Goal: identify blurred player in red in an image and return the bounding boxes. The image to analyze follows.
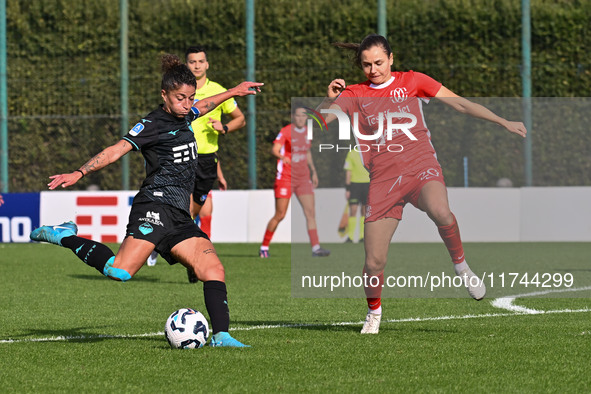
[259,106,330,258]
[323,34,527,334]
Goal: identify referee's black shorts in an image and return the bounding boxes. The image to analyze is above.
[348,182,369,205]
[192,152,218,206]
[126,200,209,265]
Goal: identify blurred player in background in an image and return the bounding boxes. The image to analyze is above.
[30,54,262,347]
[147,46,245,283]
[259,106,330,258]
[343,150,370,243]
[323,34,527,334]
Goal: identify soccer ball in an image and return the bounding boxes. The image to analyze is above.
[164,308,209,349]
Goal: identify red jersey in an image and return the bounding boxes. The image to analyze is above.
[335,71,442,182]
[274,124,311,183]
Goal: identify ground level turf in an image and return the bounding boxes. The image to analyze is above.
[0,242,590,392]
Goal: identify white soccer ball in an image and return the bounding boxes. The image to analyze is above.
[164,308,209,349]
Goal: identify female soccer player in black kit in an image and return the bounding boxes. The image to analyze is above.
[30,54,262,347]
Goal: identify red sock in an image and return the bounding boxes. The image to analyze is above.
[200,215,212,238]
[363,267,384,311]
[262,230,274,247]
[308,229,319,248]
[437,214,465,264]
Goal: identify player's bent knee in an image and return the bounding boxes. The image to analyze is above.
[102,256,132,282]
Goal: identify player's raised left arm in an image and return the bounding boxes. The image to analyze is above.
[435,86,527,138]
[47,139,133,190]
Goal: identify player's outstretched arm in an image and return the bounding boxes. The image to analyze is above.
[194,81,263,116]
[47,139,133,190]
[435,86,527,138]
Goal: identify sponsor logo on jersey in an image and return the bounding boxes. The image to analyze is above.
[168,129,180,136]
[173,141,197,163]
[129,123,144,136]
[139,210,163,227]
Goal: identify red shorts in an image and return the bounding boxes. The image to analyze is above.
[274,178,314,199]
[365,166,445,223]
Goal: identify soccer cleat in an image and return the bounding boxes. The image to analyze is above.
[30,221,78,246]
[210,331,250,348]
[259,248,269,258]
[187,267,198,284]
[458,268,486,301]
[312,247,330,257]
[146,250,158,266]
[361,312,381,334]
[344,237,353,243]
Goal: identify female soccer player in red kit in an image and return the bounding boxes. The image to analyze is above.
[259,106,330,258]
[323,34,527,334]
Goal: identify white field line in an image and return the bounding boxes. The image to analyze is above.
[1,295,590,344]
[490,285,591,314]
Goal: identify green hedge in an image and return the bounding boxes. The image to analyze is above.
[6,0,591,191]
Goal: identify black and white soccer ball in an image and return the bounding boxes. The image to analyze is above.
[164,308,209,349]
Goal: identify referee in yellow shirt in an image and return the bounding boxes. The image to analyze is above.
[185,45,246,218]
[186,46,246,282]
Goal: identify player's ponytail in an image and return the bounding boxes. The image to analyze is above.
[160,54,196,91]
[332,34,392,70]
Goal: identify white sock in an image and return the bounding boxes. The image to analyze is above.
[312,245,320,252]
[454,260,469,275]
[260,245,269,251]
[368,306,382,315]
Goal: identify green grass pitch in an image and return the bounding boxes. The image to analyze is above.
[0,242,590,392]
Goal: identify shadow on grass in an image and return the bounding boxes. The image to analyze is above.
[1,326,161,344]
[67,274,188,285]
[233,320,457,334]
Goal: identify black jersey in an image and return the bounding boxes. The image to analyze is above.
[123,105,200,215]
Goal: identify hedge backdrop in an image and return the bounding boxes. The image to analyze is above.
[5,0,591,191]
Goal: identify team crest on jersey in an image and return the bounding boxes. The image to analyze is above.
[390,87,408,104]
[129,123,144,136]
[139,222,153,235]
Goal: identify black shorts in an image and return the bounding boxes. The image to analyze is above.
[192,152,218,206]
[126,201,209,265]
[348,182,369,205]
